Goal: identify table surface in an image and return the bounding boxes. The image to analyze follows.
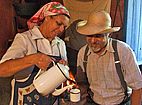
[59,97,89,105]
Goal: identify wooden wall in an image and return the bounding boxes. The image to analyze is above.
[0,0,15,59]
[110,0,124,40]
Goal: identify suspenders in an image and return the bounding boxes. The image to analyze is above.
[83,39,128,103]
[112,39,128,98]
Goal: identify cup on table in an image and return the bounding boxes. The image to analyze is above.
[70,88,80,102]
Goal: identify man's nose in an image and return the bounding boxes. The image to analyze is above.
[90,37,100,44]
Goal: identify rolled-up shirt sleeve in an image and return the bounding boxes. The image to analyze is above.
[0,33,27,63]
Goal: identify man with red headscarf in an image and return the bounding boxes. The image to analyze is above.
[0,2,70,105]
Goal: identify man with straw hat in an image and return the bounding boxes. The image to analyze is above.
[0,2,70,105]
[75,11,142,105]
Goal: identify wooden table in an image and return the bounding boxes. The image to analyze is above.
[59,97,87,105]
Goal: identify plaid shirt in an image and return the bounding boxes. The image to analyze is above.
[77,38,142,105]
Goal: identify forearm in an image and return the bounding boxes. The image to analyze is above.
[0,53,53,77]
[0,54,36,77]
[131,88,142,105]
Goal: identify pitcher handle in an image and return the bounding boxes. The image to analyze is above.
[34,69,42,80]
[52,61,56,66]
[34,61,56,80]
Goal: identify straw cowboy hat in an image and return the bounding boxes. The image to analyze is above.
[77,11,120,35]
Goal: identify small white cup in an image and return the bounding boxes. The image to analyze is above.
[70,88,80,102]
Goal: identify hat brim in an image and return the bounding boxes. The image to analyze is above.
[77,24,120,35]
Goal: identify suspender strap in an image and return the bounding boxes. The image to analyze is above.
[83,45,89,72]
[112,39,128,97]
[83,45,90,86]
[83,45,94,99]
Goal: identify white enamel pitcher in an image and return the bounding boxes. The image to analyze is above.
[33,62,72,96]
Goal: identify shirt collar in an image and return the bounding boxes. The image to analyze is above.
[51,37,62,46]
[87,38,114,56]
[105,38,115,53]
[30,26,44,39]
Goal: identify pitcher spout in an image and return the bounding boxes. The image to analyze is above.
[52,85,73,96]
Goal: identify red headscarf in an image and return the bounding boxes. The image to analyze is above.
[27,2,70,29]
